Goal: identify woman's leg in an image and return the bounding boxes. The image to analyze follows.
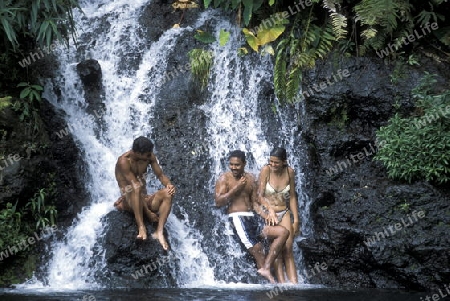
[279,212,298,284]
[274,253,286,283]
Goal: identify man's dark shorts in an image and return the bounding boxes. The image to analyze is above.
[228,211,264,249]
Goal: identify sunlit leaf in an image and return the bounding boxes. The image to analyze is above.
[242,28,259,51]
[257,25,285,45]
[219,29,230,46]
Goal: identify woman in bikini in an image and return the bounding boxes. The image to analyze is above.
[257,147,300,283]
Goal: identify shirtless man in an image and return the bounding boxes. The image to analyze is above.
[215,150,289,283]
[114,136,175,250]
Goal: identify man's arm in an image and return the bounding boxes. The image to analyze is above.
[149,154,175,195]
[214,174,246,207]
[251,174,268,218]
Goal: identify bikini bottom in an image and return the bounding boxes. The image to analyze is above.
[276,208,289,224]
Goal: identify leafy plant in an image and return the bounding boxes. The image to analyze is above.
[274,12,335,103]
[375,73,450,184]
[242,12,287,52]
[0,202,28,250]
[26,183,57,230]
[0,0,80,51]
[219,29,230,46]
[188,48,214,90]
[0,96,12,110]
[11,82,43,134]
[204,0,264,26]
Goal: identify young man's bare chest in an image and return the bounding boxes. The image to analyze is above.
[129,159,149,176]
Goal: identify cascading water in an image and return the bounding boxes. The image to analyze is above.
[18,0,311,290]
[200,18,309,284]
[18,0,214,289]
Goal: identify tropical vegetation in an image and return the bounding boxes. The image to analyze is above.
[375,73,450,184]
[0,0,77,279]
[196,0,450,103]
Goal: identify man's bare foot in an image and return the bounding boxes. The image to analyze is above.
[144,208,159,223]
[137,225,147,240]
[258,268,275,284]
[114,196,125,210]
[152,232,170,251]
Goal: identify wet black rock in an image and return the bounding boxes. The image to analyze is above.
[93,210,176,288]
[298,55,450,290]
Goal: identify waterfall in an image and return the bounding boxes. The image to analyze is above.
[19,0,214,289]
[17,0,311,289]
[200,18,309,283]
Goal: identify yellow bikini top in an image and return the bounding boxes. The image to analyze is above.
[264,167,290,199]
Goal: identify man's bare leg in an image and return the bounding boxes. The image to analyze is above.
[143,194,159,223]
[248,242,265,269]
[148,188,173,250]
[125,192,148,240]
[258,225,289,283]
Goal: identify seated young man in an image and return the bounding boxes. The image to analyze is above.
[114,136,175,251]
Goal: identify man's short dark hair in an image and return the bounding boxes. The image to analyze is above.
[229,150,246,163]
[132,136,154,153]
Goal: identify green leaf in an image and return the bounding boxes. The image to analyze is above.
[242,28,259,51]
[31,85,44,91]
[269,0,275,6]
[242,0,253,26]
[20,87,31,99]
[1,18,18,47]
[257,25,285,45]
[231,0,241,9]
[194,30,216,44]
[219,29,230,46]
[238,47,249,55]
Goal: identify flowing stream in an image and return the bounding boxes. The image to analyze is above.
[18,0,311,290]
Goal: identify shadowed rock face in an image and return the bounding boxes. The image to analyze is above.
[298,56,450,290]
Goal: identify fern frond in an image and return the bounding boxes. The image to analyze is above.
[285,66,302,104]
[274,39,288,101]
[361,27,378,40]
[415,10,438,27]
[323,0,348,40]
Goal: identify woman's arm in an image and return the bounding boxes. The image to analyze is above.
[288,167,300,235]
[257,165,278,225]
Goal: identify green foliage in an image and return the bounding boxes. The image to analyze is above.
[11,83,44,138]
[242,12,288,52]
[323,0,347,40]
[0,202,28,250]
[194,30,216,44]
[204,0,264,26]
[375,73,450,184]
[355,0,413,50]
[219,29,230,46]
[274,14,335,103]
[188,48,214,90]
[0,0,80,51]
[0,96,12,110]
[27,188,57,230]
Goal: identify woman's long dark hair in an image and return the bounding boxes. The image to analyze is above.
[270,147,287,161]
